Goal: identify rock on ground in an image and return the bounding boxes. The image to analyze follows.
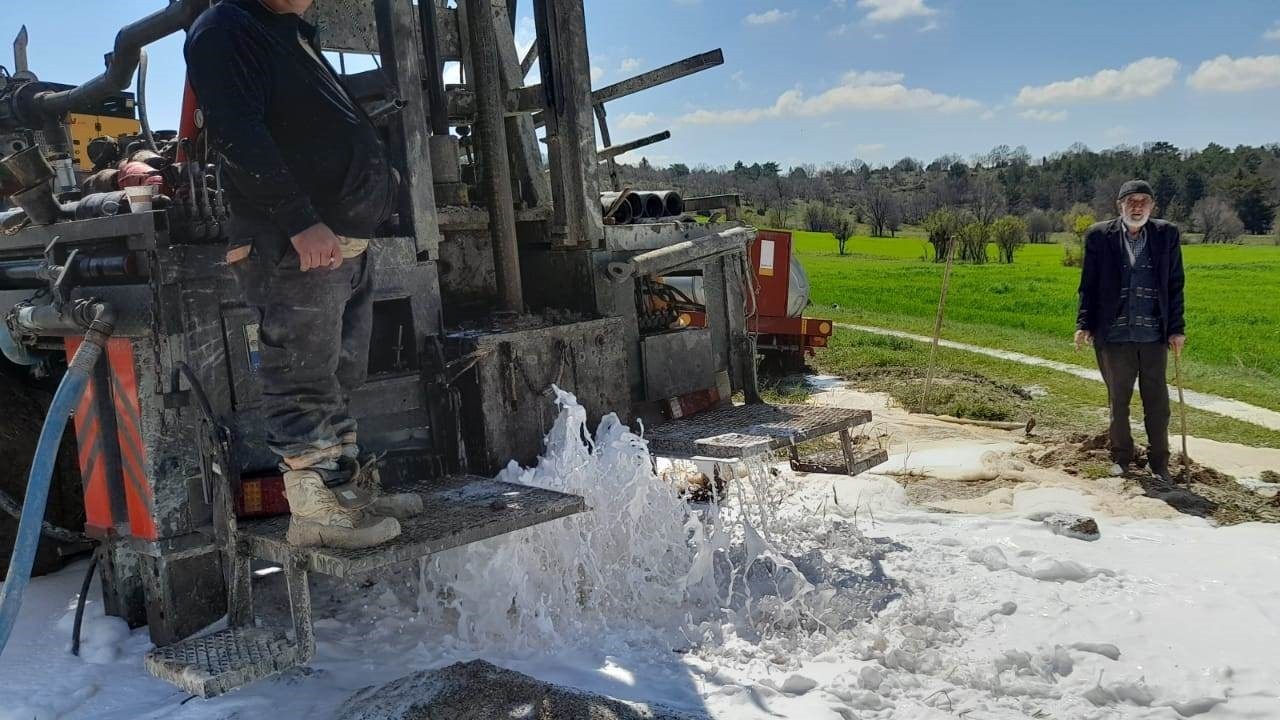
[334,660,710,720]
[1038,512,1101,541]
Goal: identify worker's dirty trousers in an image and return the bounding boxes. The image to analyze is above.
[229,241,373,462]
[1094,340,1170,475]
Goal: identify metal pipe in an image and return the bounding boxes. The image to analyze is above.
[416,0,451,136]
[136,49,158,152]
[0,259,51,289]
[636,192,663,219]
[0,254,138,291]
[11,183,63,225]
[599,195,632,224]
[600,191,642,222]
[606,226,753,282]
[596,130,671,161]
[27,0,204,120]
[654,190,684,217]
[466,0,523,312]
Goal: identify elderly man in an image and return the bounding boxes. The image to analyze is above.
[1075,180,1186,481]
[185,0,421,548]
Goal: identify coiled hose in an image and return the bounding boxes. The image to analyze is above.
[0,304,112,657]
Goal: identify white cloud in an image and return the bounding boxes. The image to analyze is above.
[619,57,642,73]
[830,22,854,36]
[677,71,981,125]
[1104,125,1132,142]
[918,19,939,32]
[1019,109,1067,123]
[616,112,656,132]
[1015,57,1180,106]
[744,9,796,25]
[857,0,936,23]
[872,33,887,40]
[980,109,997,121]
[1188,55,1280,92]
[842,70,905,85]
[591,66,605,83]
[731,70,749,90]
[855,142,887,155]
[1264,22,1280,40]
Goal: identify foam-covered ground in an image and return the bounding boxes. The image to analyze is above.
[2,390,1278,719]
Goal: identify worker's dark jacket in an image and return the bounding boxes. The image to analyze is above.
[1076,218,1185,341]
[184,0,395,252]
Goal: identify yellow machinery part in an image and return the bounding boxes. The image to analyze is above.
[67,113,142,170]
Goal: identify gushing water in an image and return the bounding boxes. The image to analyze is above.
[410,388,898,659]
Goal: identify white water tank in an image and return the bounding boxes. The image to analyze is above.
[660,246,811,318]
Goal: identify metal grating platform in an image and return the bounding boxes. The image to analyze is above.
[646,404,872,459]
[792,448,890,477]
[144,627,300,699]
[238,475,585,578]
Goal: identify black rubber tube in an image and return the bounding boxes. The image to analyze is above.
[70,550,100,657]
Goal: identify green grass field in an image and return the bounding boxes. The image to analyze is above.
[789,229,1280,414]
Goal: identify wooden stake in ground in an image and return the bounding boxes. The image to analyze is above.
[1173,348,1191,484]
[919,236,957,413]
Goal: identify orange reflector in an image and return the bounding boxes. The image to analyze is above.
[813,337,827,347]
[675,313,692,328]
[819,322,831,335]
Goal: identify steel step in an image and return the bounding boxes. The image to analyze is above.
[143,627,301,699]
[236,475,585,578]
[791,448,889,476]
[645,403,872,460]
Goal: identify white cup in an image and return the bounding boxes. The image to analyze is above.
[124,184,157,213]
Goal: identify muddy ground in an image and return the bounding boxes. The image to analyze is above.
[0,367,86,576]
[1026,431,1280,525]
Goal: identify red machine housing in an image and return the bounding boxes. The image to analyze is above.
[680,229,832,369]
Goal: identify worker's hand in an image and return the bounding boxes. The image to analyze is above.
[290,223,343,272]
[1074,329,1092,351]
[1169,334,1186,356]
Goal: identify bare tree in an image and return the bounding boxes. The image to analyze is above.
[833,214,854,255]
[864,184,899,237]
[1090,172,1130,219]
[803,202,833,232]
[969,174,1007,226]
[1192,196,1245,243]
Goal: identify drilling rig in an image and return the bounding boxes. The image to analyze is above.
[0,0,882,697]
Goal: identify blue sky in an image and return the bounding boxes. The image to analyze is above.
[7,1,1280,168]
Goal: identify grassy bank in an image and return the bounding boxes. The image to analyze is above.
[805,328,1280,450]
[788,230,1280,412]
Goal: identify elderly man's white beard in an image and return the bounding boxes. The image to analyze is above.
[1122,210,1150,230]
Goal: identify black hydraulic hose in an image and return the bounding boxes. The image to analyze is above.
[28,0,204,120]
[70,549,100,657]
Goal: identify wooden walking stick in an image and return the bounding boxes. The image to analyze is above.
[920,235,957,413]
[1173,347,1190,485]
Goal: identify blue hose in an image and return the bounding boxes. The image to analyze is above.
[0,341,100,657]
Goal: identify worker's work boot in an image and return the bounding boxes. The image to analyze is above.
[341,453,425,520]
[283,469,401,549]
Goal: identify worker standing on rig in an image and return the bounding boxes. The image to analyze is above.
[185,0,422,548]
[1074,180,1186,482]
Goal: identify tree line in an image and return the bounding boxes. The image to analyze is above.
[617,141,1280,249]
